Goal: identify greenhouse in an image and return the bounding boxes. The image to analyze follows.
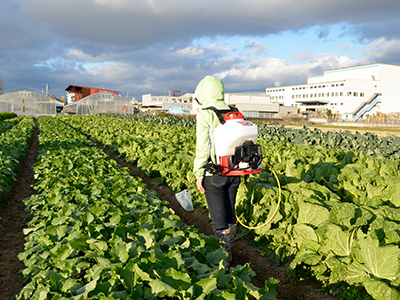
[63,92,135,115]
[0,91,63,116]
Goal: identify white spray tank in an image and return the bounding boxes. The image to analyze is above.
[213,111,262,176]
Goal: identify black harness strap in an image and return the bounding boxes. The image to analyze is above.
[202,106,238,124]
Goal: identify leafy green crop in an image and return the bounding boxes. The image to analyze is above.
[101,113,196,128]
[17,116,277,300]
[0,111,18,122]
[0,116,35,204]
[58,114,400,299]
[258,124,400,159]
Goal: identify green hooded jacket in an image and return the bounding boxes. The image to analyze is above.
[193,75,230,179]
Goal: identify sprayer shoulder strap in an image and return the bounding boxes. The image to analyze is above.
[202,106,238,125]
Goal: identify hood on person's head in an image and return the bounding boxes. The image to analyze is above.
[194,75,225,107]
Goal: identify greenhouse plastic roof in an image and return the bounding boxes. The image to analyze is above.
[0,90,63,116]
[63,91,135,115]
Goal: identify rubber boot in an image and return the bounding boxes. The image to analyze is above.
[228,223,236,259]
[213,226,232,267]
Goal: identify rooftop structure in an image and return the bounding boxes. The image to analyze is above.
[65,85,119,104]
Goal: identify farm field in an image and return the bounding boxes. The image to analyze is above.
[2,114,400,299]
[285,124,400,137]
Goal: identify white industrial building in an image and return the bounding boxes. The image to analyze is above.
[267,63,400,121]
[142,91,297,117]
[142,92,194,114]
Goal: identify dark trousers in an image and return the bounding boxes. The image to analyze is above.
[203,175,241,230]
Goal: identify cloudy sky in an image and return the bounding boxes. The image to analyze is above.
[1,0,400,101]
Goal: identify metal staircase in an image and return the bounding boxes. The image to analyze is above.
[352,93,381,121]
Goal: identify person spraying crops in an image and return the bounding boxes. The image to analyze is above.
[193,75,263,267]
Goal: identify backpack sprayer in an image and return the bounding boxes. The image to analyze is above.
[175,108,281,230]
[205,111,263,176]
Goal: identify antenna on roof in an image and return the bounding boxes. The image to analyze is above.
[172,90,181,97]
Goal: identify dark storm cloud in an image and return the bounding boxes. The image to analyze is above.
[1,0,400,100]
[14,0,400,47]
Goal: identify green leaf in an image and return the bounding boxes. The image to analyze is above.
[110,236,129,263]
[363,277,400,300]
[73,276,99,298]
[297,201,330,228]
[194,277,217,296]
[320,224,354,257]
[357,236,400,281]
[137,228,154,250]
[329,202,357,230]
[292,224,319,248]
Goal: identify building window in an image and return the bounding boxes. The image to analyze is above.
[322,93,325,97]
[340,83,344,86]
[360,92,365,97]
[340,92,343,96]
[354,92,358,97]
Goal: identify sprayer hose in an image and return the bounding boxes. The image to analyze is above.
[235,159,282,230]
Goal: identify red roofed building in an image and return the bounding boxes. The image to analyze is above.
[65,85,119,103]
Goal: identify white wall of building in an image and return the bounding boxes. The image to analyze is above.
[142,93,195,113]
[267,63,400,120]
[142,91,295,117]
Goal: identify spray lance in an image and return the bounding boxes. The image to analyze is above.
[175,110,282,230]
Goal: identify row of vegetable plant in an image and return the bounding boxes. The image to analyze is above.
[17,116,277,300]
[238,139,400,299]
[258,124,400,159]
[58,115,197,195]
[101,113,196,128]
[58,114,400,299]
[0,116,23,134]
[0,111,18,122]
[0,116,35,204]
